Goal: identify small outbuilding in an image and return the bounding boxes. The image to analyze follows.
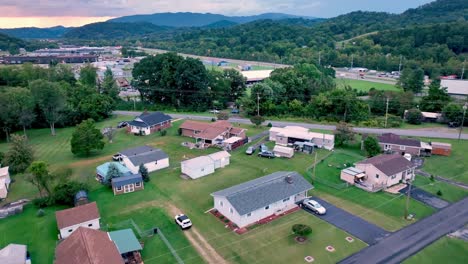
[74,190,89,206]
[273,145,295,158]
[96,162,131,183]
[208,151,231,169]
[111,174,144,195]
[431,142,452,156]
[181,156,215,179]
[108,229,142,256]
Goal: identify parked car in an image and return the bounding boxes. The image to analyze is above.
[260,144,268,153]
[245,146,256,155]
[175,214,192,229]
[258,151,275,159]
[231,109,240,114]
[209,109,220,114]
[117,121,128,128]
[302,199,326,215]
[112,153,122,161]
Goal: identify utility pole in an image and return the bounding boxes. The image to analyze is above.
[404,179,412,220]
[350,54,354,70]
[398,55,403,75]
[461,59,466,80]
[458,103,467,141]
[312,151,318,184]
[384,97,390,128]
[256,92,260,116]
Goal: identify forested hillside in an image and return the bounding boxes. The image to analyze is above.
[0,26,69,39]
[63,22,169,39]
[0,33,57,54]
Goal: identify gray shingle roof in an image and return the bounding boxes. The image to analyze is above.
[112,174,143,188]
[120,145,169,167]
[357,154,415,176]
[133,112,172,127]
[378,133,421,147]
[211,171,313,216]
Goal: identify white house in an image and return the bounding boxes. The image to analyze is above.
[181,151,231,179]
[55,202,101,239]
[440,79,468,99]
[211,171,313,228]
[119,145,169,174]
[269,126,335,150]
[0,166,11,199]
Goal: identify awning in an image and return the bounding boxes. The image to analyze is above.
[355,173,366,178]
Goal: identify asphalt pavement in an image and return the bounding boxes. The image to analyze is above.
[114,111,468,140]
[338,197,468,264]
[303,198,390,245]
[399,186,450,210]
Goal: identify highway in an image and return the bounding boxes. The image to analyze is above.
[114,111,468,140]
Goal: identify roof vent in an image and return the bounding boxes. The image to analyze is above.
[285,175,293,184]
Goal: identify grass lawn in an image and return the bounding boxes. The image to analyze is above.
[419,138,468,184]
[412,176,468,203]
[404,236,468,264]
[0,116,441,263]
[336,79,400,92]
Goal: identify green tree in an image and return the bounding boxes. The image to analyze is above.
[4,134,34,174]
[27,161,52,197]
[292,224,312,238]
[406,108,423,125]
[70,119,105,156]
[420,79,451,112]
[101,68,119,100]
[398,66,424,93]
[139,164,150,182]
[250,115,265,126]
[222,69,247,102]
[79,64,97,88]
[30,80,66,136]
[363,136,381,157]
[0,87,36,137]
[52,181,89,206]
[334,122,355,146]
[106,163,122,185]
[217,112,229,120]
[442,103,463,124]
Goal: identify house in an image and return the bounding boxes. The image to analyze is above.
[241,70,273,84]
[119,145,169,174]
[377,133,422,156]
[55,202,100,239]
[431,142,452,156]
[55,227,124,264]
[269,126,335,150]
[127,111,172,136]
[211,171,313,228]
[273,145,295,158]
[108,229,143,259]
[0,244,29,264]
[440,79,468,99]
[181,151,231,179]
[96,162,131,183]
[111,174,144,195]
[0,166,11,199]
[179,120,246,146]
[341,154,416,192]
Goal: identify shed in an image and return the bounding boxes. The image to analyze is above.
[431,142,452,156]
[340,167,366,185]
[181,156,215,179]
[208,151,231,169]
[74,190,89,206]
[96,162,131,183]
[273,145,295,158]
[108,229,142,254]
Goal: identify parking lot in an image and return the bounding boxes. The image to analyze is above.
[302,198,390,245]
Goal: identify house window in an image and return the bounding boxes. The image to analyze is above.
[376,174,379,179]
[391,175,396,179]
[283,197,290,202]
[219,201,223,207]
[229,208,233,214]
[117,186,122,191]
[68,229,73,233]
[247,213,252,217]
[265,205,270,210]
[135,182,141,187]
[400,146,406,150]
[384,144,390,150]
[88,223,93,227]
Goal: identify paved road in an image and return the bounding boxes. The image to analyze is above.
[339,197,468,264]
[303,198,390,245]
[399,186,450,210]
[114,111,468,140]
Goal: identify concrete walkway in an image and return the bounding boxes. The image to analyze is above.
[338,197,468,264]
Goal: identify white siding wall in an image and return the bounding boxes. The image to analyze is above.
[59,218,100,239]
[182,163,215,179]
[123,157,170,174]
[269,131,279,141]
[130,126,150,135]
[213,157,230,169]
[385,172,403,187]
[0,173,10,199]
[213,194,299,228]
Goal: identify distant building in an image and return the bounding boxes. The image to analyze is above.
[127,112,172,136]
[179,120,246,146]
[241,70,273,84]
[1,54,98,64]
[440,79,468,99]
[269,126,335,150]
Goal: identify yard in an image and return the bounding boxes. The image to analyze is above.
[404,236,468,264]
[412,176,468,203]
[336,79,400,92]
[0,116,444,263]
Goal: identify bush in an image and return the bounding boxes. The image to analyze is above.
[52,181,89,206]
[33,197,52,208]
[267,122,273,127]
[211,117,216,122]
[406,108,423,125]
[217,112,229,120]
[430,175,435,181]
[437,190,443,196]
[250,115,265,126]
[36,209,45,217]
[224,219,230,223]
[160,130,167,136]
[292,224,312,237]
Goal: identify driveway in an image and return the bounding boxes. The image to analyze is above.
[399,186,450,210]
[302,198,390,245]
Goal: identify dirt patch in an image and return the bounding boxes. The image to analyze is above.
[68,156,111,168]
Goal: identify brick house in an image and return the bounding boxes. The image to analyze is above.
[179,120,246,145]
[127,112,172,136]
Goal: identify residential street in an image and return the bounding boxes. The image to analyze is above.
[114,111,468,140]
[338,197,468,264]
[303,198,390,245]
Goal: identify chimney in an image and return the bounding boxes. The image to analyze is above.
[285,175,293,184]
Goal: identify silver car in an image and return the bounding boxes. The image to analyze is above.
[302,199,326,215]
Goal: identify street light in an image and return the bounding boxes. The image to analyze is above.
[459,103,468,141]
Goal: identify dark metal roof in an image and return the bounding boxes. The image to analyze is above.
[112,174,143,188]
[211,171,313,216]
[357,154,416,176]
[132,112,172,127]
[378,133,421,147]
[119,145,168,166]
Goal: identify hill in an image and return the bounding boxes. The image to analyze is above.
[202,20,238,29]
[63,22,168,39]
[0,32,26,53]
[109,12,316,27]
[0,26,69,39]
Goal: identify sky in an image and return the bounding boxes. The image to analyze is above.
[0,0,434,28]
